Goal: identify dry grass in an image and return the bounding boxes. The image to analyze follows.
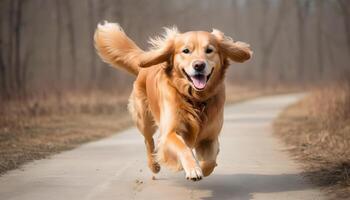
[0,91,133,175]
[274,81,350,199]
[0,84,296,175]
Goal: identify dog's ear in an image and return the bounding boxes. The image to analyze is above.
[139,41,174,68]
[139,27,179,68]
[212,29,253,63]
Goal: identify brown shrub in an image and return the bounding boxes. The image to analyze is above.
[274,80,350,199]
[0,91,132,174]
[304,81,350,129]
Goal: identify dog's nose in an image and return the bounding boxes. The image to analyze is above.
[193,61,206,71]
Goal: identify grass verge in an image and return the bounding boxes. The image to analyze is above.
[0,84,296,175]
[274,82,350,199]
[0,92,132,175]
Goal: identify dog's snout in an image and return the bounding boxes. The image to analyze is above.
[193,61,206,72]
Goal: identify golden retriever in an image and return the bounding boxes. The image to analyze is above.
[94,21,252,181]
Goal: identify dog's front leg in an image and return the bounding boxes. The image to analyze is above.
[165,132,203,181]
[195,138,219,177]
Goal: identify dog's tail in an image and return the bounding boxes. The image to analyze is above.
[94,21,143,76]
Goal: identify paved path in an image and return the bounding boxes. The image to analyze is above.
[0,94,325,200]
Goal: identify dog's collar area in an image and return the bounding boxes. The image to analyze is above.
[184,96,208,113]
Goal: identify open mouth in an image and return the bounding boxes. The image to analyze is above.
[182,68,214,91]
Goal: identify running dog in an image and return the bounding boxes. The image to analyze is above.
[94,22,252,181]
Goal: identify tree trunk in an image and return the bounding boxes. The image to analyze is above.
[87,0,96,90]
[0,1,8,99]
[260,0,287,84]
[296,0,306,83]
[316,0,324,80]
[8,0,15,94]
[0,39,7,99]
[63,0,77,90]
[55,0,63,98]
[338,0,350,59]
[13,0,23,97]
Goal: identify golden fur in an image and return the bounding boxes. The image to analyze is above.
[94,21,252,181]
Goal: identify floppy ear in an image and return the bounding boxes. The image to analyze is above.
[212,29,253,63]
[139,27,179,68]
[138,41,174,68]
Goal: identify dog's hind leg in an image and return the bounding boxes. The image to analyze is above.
[195,139,219,177]
[129,91,160,174]
[141,119,160,174]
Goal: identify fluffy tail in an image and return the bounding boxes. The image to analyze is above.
[94,21,144,76]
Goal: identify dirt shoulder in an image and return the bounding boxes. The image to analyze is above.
[274,84,350,200]
[0,112,133,175]
[0,93,133,175]
[0,85,295,175]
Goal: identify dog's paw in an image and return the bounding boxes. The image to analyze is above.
[185,166,203,181]
[200,160,217,177]
[149,162,161,174]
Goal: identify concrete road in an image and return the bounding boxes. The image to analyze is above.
[0,94,325,200]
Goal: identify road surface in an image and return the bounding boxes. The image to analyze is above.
[0,94,325,200]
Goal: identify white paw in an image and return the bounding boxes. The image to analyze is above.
[185,166,203,181]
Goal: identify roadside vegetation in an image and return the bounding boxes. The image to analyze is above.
[0,91,132,175]
[274,80,350,199]
[0,85,294,175]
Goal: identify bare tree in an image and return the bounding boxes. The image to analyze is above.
[0,0,350,100]
[7,0,15,93]
[62,0,77,90]
[55,0,63,97]
[338,0,350,58]
[0,38,7,99]
[87,0,96,90]
[296,0,307,82]
[0,0,8,99]
[315,0,324,78]
[260,0,288,83]
[13,0,24,96]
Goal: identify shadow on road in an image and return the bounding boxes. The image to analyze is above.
[173,173,314,200]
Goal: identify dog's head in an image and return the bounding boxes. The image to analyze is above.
[139,27,252,98]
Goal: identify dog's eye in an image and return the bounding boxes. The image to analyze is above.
[205,48,213,54]
[182,48,190,54]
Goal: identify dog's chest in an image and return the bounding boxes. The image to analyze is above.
[184,99,224,140]
[200,106,223,140]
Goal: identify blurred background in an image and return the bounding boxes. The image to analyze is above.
[0,0,349,101]
[0,1,350,195]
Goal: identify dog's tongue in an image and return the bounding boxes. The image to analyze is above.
[191,75,207,90]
